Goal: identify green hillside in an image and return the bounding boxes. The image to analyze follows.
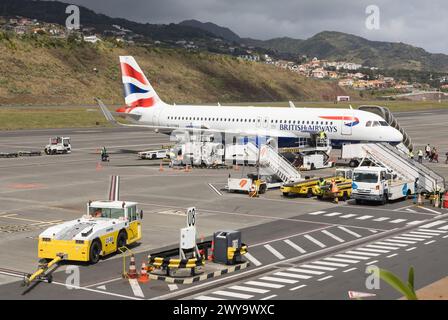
[0,33,357,106]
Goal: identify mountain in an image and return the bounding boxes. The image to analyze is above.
[179,19,241,43]
[243,31,448,72]
[0,0,216,41]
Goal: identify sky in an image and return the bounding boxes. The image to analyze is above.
[61,0,448,54]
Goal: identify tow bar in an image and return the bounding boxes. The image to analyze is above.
[23,254,65,286]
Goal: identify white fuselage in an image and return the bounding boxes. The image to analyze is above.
[122,103,403,147]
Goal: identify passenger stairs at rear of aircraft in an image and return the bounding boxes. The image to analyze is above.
[259,144,302,184]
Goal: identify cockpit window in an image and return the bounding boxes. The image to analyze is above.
[372,121,381,127]
[379,121,388,126]
[366,121,372,127]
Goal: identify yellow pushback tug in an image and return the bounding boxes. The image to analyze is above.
[25,176,142,285]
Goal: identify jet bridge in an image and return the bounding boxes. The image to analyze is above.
[358,105,413,151]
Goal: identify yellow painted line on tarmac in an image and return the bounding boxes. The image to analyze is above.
[0,214,48,224]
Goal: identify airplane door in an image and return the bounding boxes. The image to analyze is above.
[341,114,353,135]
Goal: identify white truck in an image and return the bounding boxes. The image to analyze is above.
[138,149,168,160]
[351,166,415,204]
[44,137,71,155]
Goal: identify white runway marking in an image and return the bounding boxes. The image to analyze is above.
[97,285,106,290]
[317,275,333,281]
[321,230,345,243]
[308,211,326,215]
[373,217,390,222]
[375,241,408,247]
[418,229,447,234]
[366,260,378,265]
[346,250,379,257]
[406,247,417,252]
[260,276,298,284]
[357,215,373,220]
[128,279,144,298]
[304,235,326,248]
[229,286,270,294]
[335,254,369,260]
[300,264,337,271]
[357,247,389,253]
[213,290,253,299]
[424,240,436,245]
[168,284,178,291]
[208,183,223,196]
[407,220,425,225]
[325,257,359,264]
[340,214,357,219]
[390,219,407,224]
[325,212,342,217]
[420,220,447,229]
[264,244,285,260]
[283,239,306,253]
[195,295,225,300]
[394,236,425,241]
[244,253,262,266]
[290,284,307,291]
[245,281,284,289]
[287,268,324,275]
[367,244,399,250]
[408,231,436,236]
[387,253,398,258]
[338,226,362,238]
[387,238,416,244]
[439,224,448,230]
[274,272,311,280]
[313,260,348,268]
[402,233,432,239]
[419,207,442,215]
[343,267,358,273]
[261,295,277,300]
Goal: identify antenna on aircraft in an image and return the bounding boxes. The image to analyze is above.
[289,101,296,108]
[349,105,353,110]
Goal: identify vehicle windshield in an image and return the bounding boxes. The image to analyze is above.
[89,207,125,219]
[353,172,378,183]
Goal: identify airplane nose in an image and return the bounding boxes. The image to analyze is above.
[393,129,403,142]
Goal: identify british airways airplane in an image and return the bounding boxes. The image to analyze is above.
[97,56,403,148]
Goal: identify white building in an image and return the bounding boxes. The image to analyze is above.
[83,35,101,43]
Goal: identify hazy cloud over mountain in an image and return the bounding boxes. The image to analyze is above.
[63,0,448,53]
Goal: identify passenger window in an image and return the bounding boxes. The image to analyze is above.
[366,121,372,127]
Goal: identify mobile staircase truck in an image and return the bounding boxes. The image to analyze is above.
[227,143,303,194]
[350,143,445,204]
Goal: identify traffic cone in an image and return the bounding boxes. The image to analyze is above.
[159,162,164,172]
[184,164,191,172]
[96,162,103,171]
[138,261,149,283]
[208,241,214,261]
[127,254,138,279]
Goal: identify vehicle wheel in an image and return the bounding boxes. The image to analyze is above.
[151,154,156,160]
[44,149,49,155]
[349,160,358,168]
[282,192,289,197]
[381,194,388,205]
[306,188,313,198]
[51,149,57,155]
[317,195,323,200]
[89,239,102,264]
[310,163,315,170]
[259,184,267,194]
[355,199,362,205]
[116,231,127,251]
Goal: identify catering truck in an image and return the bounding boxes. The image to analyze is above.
[351,166,415,204]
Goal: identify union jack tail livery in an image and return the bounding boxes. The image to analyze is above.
[118,56,163,113]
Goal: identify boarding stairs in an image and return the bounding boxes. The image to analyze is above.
[359,105,413,151]
[359,143,445,192]
[258,144,302,184]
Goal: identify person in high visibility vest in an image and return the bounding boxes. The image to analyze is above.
[408,150,414,160]
[330,178,339,204]
[317,177,326,196]
[418,149,423,164]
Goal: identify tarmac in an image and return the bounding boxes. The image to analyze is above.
[0,108,446,300]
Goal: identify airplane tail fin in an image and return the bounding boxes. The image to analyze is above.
[118,56,164,113]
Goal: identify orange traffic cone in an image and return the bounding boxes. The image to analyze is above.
[208,241,214,261]
[138,261,149,283]
[159,162,164,172]
[96,162,103,171]
[184,164,191,172]
[127,254,138,279]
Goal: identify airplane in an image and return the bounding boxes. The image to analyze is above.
[96,56,403,148]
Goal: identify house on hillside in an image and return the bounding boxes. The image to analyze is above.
[311,68,328,79]
[84,35,101,43]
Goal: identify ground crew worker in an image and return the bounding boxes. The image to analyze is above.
[408,150,414,160]
[330,178,339,204]
[425,144,431,159]
[317,177,326,196]
[418,149,423,164]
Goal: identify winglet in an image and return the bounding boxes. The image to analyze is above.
[289,101,296,108]
[95,97,119,126]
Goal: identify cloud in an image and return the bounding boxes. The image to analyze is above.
[65,0,448,53]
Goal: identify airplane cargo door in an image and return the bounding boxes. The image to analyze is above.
[341,115,353,135]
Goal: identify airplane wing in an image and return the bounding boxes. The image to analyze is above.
[95,98,300,138]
